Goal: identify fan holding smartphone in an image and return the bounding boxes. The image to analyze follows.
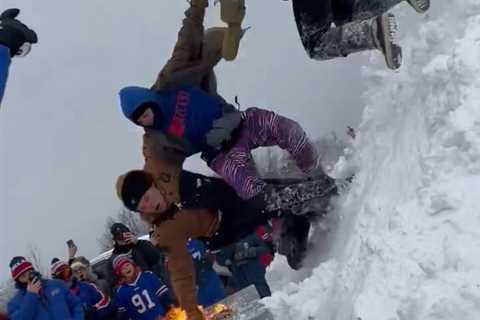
[7,256,83,318]
[104,223,169,296]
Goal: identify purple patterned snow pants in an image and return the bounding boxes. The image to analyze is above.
[209,108,318,200]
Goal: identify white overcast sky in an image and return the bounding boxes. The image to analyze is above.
[0,0,369,280]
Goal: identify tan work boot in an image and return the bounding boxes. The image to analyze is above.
[220,0,245,61]
[203,27,227,65]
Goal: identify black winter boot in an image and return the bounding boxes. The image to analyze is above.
[253,174,338,216]
[0,9,38,57]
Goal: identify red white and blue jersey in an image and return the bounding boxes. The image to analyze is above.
[115,271,171,320]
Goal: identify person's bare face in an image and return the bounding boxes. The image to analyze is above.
[115,232,136,246]
[137,186,167,214]
[57,268,72,282]
[18,270,33,284]
[136,108,154,127]
[72,267,87,281]
[115,238,127,246]
[120,262,136,280]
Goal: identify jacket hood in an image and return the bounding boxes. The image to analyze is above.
[119,86,167,122]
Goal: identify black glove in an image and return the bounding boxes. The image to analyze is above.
[0,9,38,57]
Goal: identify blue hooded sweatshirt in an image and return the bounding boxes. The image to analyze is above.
[7,278,84,320]
[119,86,241,156]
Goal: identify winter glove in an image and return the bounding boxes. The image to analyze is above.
[0,9,38,57]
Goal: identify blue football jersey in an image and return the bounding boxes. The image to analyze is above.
[187,239,206,260]
[115,271,170,320]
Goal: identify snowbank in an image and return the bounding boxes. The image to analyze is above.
[264,1,480,319]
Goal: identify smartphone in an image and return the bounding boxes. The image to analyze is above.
[66,239,75,247]
[29,272,39,283]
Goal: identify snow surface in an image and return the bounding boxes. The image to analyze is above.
[264,1,480,319]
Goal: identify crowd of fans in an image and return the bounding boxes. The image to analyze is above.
[3,222,274,320]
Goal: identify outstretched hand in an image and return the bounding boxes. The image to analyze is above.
[0,8,38,57]
[27,277,42,295]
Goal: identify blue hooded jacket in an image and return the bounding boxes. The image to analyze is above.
[119,86,241,156]
[7,278,84,320]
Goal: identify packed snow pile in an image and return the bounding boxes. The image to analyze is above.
[264,1,480,319]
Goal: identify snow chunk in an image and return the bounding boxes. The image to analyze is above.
[264,2,480,319]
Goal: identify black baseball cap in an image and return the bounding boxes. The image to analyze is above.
[110,223,130,240]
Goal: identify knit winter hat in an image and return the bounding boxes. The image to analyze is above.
[50,258,69,276]
[9,256,33,280]
[117,170,154,211]
[112,255,134,275]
